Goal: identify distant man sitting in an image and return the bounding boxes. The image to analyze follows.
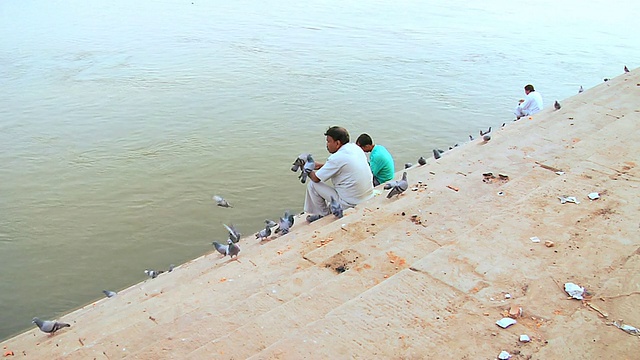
[514,84,543,120]
[356,133,395,186]
[304,126,374,222]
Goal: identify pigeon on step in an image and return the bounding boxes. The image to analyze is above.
[32,317,71,335]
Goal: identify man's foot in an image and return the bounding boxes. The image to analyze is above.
[306,214,324,223]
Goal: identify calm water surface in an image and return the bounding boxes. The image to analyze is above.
[1,0,638,339]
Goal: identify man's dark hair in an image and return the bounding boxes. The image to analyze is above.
[356,133,373,147]
[524,84,535,92]
[325,126,350,144]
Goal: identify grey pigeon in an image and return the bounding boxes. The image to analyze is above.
[404,162,413,169]
[212,241,229,256]
[299,154,315,183]
[213,195,232,208]
[578,85,584,93]
[144,269,164,279]
[418,156,426,166]
[32,317,70,335]
[275,210,294,234]
[102,290,117,298]
[554,101,561,110]
[432,149,441,160]
[383,179,398,190]
[168,264,175,272]
[387,172,408,199]
[480,126,491,136]
[223,223,241,243]
[227,239,240,258]
[330,196,343,218]
[291,156,306,172]
[265,219,277,228]
[255,224,272,241]
[624,65,630,73]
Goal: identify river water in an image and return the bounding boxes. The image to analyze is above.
[1,0,638,340]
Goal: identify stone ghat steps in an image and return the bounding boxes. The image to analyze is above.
[3,72,639,359]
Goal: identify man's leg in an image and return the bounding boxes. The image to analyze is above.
[514,106,524,120]
[304,181,339,217]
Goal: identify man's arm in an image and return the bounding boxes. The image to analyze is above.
[309,170,321,183]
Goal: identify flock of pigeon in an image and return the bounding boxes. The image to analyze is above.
[29,66,633,337]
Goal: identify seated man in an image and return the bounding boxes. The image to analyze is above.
[356,133,395,186]
[514,84,543,120]
[304,126,374,222]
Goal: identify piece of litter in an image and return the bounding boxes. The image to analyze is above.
[530,236,541,243]
[497,191,505,196]
[520,334,531,342]
[545,240,554,248]
[498,350,511,359]
[558,196,580,204]
[496,317,517,328]
[612,321,640,336]
[588,192,600,200]
[564,282,585,300]
[555,171,565,175]
[505,293,511,299]
[411,187,419,191]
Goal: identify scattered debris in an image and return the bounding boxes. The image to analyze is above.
[535,161,563,173]
[497,191,505,196]
[508,305,523,318]
[496,317,517,328]
[610,320,640,336]
[519,334,531,342]
[558,196,580,204]
[498,350,511,359]
[530,236,541,243]
[505,293,511,299]
[588,192,600,200]
[545,240,555,248]
[446,185,459,192]
[564,282,585,300]
[555,171,565,175]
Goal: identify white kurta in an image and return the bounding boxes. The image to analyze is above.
[515,91,543,118]
[304,143,373,215]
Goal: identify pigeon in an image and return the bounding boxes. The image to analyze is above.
[212,241,229,256]
[144,269,164,279]
[624,65,630,73]
[213,195,232,208]
[480,126,491,136]
[418,156,426,166]
[299,154,315,184]
[404,162,413,169]
[384,180,398,190]
[168,264,175,272]
[275,210,294,234]
[387,172,408,199]
[32,317,71,335]
[554,101,561,110]
[578,85,584,93]
[432,149,441,160]
[255,224,272,241]
[102,290,117,298]
[330,196,344,218]
[223,223,241,243]
[469,134,474,141]
[265,219,277,228]
[227,239,240,258]
[290,155,306,172]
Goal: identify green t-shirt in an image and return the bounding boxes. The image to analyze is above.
[370,145,394,183]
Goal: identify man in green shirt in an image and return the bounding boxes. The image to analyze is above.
[356,133,395,186]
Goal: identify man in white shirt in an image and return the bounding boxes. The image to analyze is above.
[514,84,543,120]
[304,126,374,222]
